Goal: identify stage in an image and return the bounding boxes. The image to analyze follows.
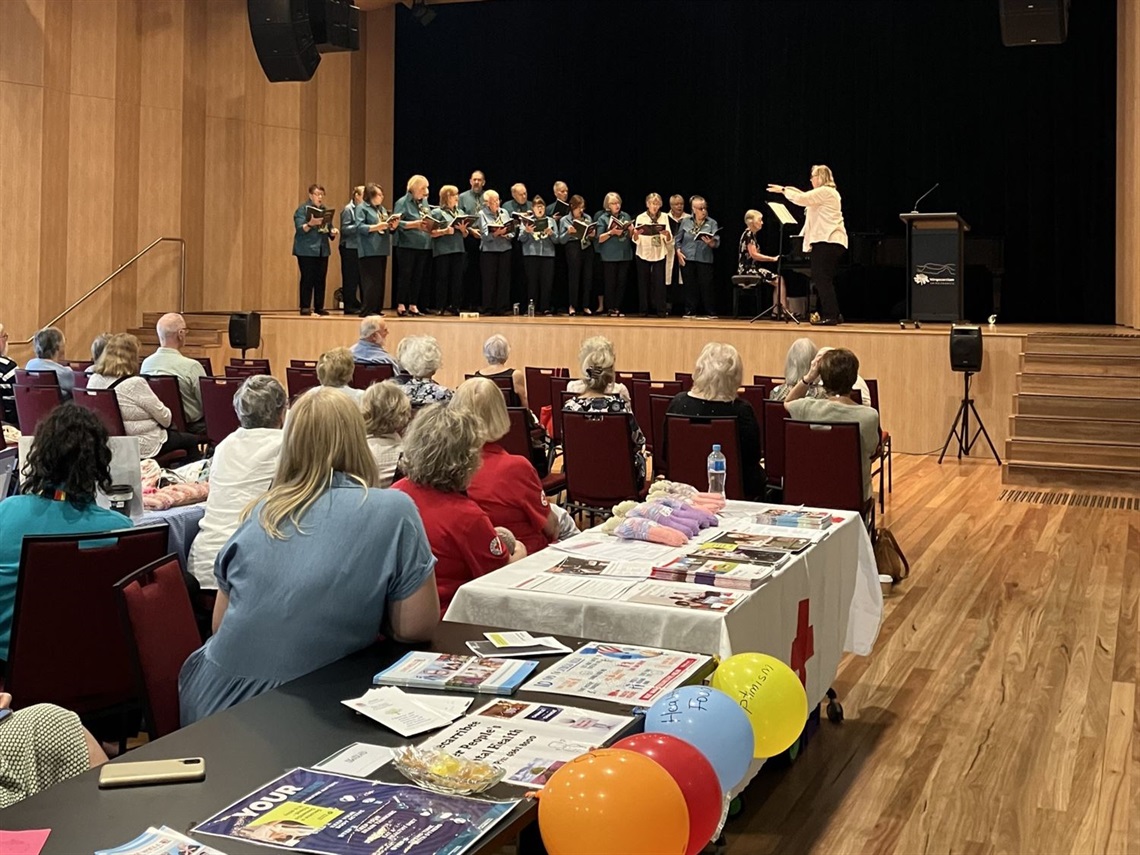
[234,312,1128,456]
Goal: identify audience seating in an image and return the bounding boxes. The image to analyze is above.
[72,370,90,389]
[649,393,674,479]
[615,370,650,385]
[784,420,873,527]
[550,388,575,453]
[674,371,694,391]
[193,356,213,377]
[754,374,782,387]
[14,384,62,435]
[143,375,190,432]
[114,554,203,741]
[736,384,769,454]
[15,369,60,387]
[630,379,682,454]
[290,359,318,369]
[465,373,519,407]
[562,412,646,520]
[286,366,321,401]
[504,407,566,497]
[224,364,266,380]
[198,376,244,445]
[68,360,94,372]
[4,525,169,724]
[0,446,18,499]
[663,414,745,500]
[72,387,188,467]
[865,378,892,510]
[230,358,271,372]
[352,362,395,390]
[762,398,790,495]
[524,366,568,419]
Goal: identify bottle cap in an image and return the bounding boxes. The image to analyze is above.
[712,444,721,452]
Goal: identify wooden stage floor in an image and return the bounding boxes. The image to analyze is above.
[253,311,1122,454]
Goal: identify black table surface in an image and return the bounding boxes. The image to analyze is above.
[1,622,713,853]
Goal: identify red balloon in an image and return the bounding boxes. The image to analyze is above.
[614,733,723,855]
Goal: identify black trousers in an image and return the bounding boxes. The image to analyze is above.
[481,251,512,314]
[339,245,361,312]
[552,243,568,311]
[396,247,430,307]
[603,260,630,314]
[810,241,845,319]
[359,254,388,316]
[685,260,716,316]
[524,255,555,312]
[157,429,202,461]
[297,255,329,312]
[462,236,482,309]
[434,252,465,311]
[565,242,594,311]
[636,257,667,315]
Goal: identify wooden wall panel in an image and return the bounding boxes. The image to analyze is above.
[68,0,117,100]
[138,0,185,111]
[1118,0,1139,329]
[136,105,184,317]
[0,84,44,340]
[0,0,45,87]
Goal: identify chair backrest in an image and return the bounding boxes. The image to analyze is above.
[290,359,318,369]
[72,369,90,389]
[230,357,271,371]
[14,384,62,435]
[849,389,863,405]
[198,376,243,445]
[630,379,682,453]
[865,378,880,413]
[549,377,572,444]
[71,387,127,435]
[0,446,18,499]
[755,374,782,387]
[68,360,94,372]
[649,394,673,477]
[736,385,768,454]
[465,373,520,407]
[762,399,790,484]
[501,407,532,459]
[15,369,60,387]
[114,554,202,740]
[615,370,650,385]
[352,362,395,390]
[562,412,641,509]
[286,365,321,401]
[663,414,744,499]
[524,366,567,417]
[143,375,188,432]
[674,372,694,391]
[223,364,266,379]
[6,524,170,714]
[193,356,213,376]
[783,421,865,513]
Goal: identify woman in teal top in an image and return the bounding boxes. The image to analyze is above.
[355,183,398,317]
[556,195,595,316]
[478,190,515,315]
[0,406,131,661]
[596,192,633,317]
[674,194,721,318]
[429,185,470,316]
[393,175,433,316]
[293,183,339,316]
[519,196,557,314]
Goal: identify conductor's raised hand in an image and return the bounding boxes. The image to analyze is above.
[766,184,785,194]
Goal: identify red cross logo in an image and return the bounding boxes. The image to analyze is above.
[790,598,814,686]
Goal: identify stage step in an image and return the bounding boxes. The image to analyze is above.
[1016,372,1140,399]
[1006,437,1140,469]
[1020,352,1140,377]
[1009,414,1140,444]
[141,311,234,332]
[1013,394,1140,421]
[1003,460,1140,496]
[1022,333,1140,357]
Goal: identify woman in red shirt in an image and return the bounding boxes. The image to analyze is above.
[392,404,526,614]
[451,378,559,557]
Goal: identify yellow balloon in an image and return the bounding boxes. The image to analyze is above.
[711,653,809,758]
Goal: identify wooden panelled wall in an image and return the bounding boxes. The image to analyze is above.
[1118,0,1139,329]
[0,0,395,361]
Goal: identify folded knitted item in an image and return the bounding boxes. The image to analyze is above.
[610,517,688,546]
[626,502,701,537]
[142,481,209,511]
[648,496,719,528]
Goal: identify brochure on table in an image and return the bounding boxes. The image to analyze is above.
[522,642,711,704]
[193,768,517,855]
[95,826,224,855]
[373,651,537,695]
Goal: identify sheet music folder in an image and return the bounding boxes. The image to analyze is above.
[767,201,797,226]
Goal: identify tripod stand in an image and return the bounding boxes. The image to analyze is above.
[938,371,1001,465]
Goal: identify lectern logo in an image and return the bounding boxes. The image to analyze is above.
[913,262,956,286]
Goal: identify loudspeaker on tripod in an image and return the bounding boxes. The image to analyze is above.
[949,325,983,373]
[228,312,261,352]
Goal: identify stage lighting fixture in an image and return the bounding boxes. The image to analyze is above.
[411,0,435,26]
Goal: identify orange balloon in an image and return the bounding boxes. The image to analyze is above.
[538,749,690,855]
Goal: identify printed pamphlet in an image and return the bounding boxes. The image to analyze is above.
[511,573,635,600]
[754,507,835,529]
[522,642,711,705]
[466,637,572,659]
[95,826,224,855]
[313,743,395,779]
[651,555,777,589]
[622,581,748,611]
[341,687,471,737]
[543,555,654,580]
[373,651,537,696]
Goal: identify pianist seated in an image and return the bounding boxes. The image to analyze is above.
[738,210,783,302]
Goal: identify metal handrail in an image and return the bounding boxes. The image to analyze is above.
[12,236,185,345]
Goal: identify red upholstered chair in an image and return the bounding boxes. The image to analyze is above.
[865,378,892,510]
[503,407,566,497]
[72,369,90,389]
[649,394,674,479]
[662,414,744,499]
[286,366,321,401]
[465,373,520,407]
[15,369,60,387]
[5,525,170,718]
[548,376,573,450]
[783,420,872,527]
[71,387,128,436]
[198,376,243,445]
[224,364,265,380]
[230,357,271,372]
[14,384,62,435]
[524,366,568,419]
[193,356,213,376]
[754,374,782,386]
[352,362,395,390]
[631,379,682,454]
[68,360,94,372]
[735,385,769,453]
[615,370,650,385]
[762,398,790,495]
[674,371,694,391]
[290,359,318,369]
[143,375,189,432]
[114,554,202,740]
[562,411,645,519]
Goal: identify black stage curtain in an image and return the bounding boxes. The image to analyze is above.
[393,0,1117,324]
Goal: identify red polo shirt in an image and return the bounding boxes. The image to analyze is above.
[391,479,509,614]
[466,443,552,557]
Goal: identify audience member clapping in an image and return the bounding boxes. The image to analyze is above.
[394,335,452,405]
[360,380,410,488]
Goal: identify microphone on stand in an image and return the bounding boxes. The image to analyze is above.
[911,182,940,213]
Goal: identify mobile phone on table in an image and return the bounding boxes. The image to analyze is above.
[98,756,206,789]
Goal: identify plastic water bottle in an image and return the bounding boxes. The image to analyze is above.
[512,303,520,317]
[527,299,536,318]
[707,444,727,495]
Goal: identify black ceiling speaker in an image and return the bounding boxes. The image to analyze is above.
[309,0,360,52]
[247,0,321,82]
[999,0,1070,46]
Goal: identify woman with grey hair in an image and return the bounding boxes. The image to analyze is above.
[393,404,525,613]
[562,345,646,482]
[770,338,824,402]
[25,326,74,396]
[187,374,288,592]
[663,342,765,499]
[472,334,526,409]
[360,380,410,488]
[395,335,452,405]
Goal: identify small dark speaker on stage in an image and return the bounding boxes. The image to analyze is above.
[229,312,262,353]
[950,325,984,373]
[999,0,1069,46]
[247,0,321,83]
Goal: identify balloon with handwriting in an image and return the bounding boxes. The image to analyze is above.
[613,732,723,855]
[644,685,753,792]
[537,749,689,855]
[711,652,809,758]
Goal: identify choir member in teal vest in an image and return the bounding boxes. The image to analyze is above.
[458,170,486,312]
[503,183,531,217]
[596,192,633,317]
[393,174,433,316]
[518,196,557,314]
[430,185,470,316]
[458,171,486,217]
[478,189,514,315]
[355,183,399,317]
[556,195,595,316]
[293,183,339,315]
[339,185,364,314]
[503,184,530,307]
[675,194,721,317]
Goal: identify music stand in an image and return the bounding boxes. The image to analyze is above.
[746,202,800,325]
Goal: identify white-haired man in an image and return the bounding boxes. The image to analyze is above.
[350,315,403,373]
[140,313,206,432]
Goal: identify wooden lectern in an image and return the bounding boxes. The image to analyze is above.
[900,212,970,322]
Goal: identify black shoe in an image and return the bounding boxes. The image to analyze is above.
[300,309,312,316]
[315,309,330,316]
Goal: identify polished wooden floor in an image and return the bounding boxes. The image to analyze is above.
[725,452,1140,855]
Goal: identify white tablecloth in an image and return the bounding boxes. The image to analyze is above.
[445,503,883,709]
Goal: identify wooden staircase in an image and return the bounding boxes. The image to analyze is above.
[128,312,233,364]
[1004,333,1140,495]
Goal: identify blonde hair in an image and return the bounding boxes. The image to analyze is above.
[400,403,482,493]
[360,380,411,438]
[811,165,836,187]
[645,192,662,205]
[406,174,428,192]
[252,387,378,539]
[482,189,500,204]
[580,347,616,393]
[317,347,354,388]
[744,209,763,226]
[95,333,141,379]
[452,377,510,444]
[603,192,622,210]
[692,342,743,402]
[439,185,459,205]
